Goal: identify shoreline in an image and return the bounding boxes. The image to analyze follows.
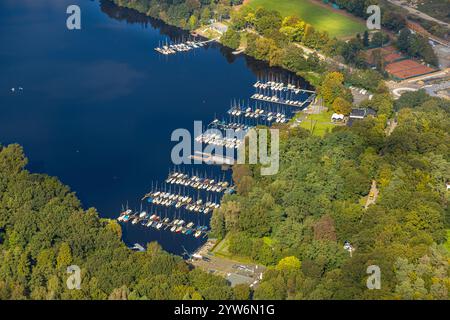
[106,0,317,89]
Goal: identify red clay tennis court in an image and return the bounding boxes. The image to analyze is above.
[385,59,436,80]
[365,46,403,65]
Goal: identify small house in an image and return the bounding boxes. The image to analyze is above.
[349,108,376,119]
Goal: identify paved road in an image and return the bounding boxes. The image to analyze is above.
[387,0,449,27]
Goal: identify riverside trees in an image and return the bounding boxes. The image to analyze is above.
[0,144,234,300]
[212,94,450,299]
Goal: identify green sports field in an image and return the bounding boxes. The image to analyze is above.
[248,0,366,38]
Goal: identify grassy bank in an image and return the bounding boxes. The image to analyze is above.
[248,0,366,38]
[299,110,337,137]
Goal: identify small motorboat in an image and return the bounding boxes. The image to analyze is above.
[139,211,147,219]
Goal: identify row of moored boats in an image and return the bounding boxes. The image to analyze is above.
[117,210,207,238]
[228,106,289,123]
[254,80,305,94]
[155,40,208,55]
[166,172,231,193]
[195,133,243,149]
[251,93,306,107]
[142,190,220,214]
[209,119,250,132]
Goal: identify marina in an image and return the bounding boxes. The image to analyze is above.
[251,79,316,107]
[209,119,250,132]
[140,187,221,213]
[253,80,315,94]
[165,170,233,193]
[226,104,290,124]
[118,209,209,238]
[118,77,315,248]
[189,151,236,166]
[116,77,316,249]
[154,38,215,55]
[1,0,314,256]
[195,132,243,149]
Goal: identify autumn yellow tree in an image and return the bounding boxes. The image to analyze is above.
[332,96,352,115]
[56,242,72,269]
[319,71,351,106]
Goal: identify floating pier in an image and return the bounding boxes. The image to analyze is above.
[154,39,214,55]
[251,80,315,108]
[117,210,209,239]
[195,132,243,149]
[141,189,220,214]
[166,170,233,193]
[189,151,235,166]
[226,105,290,124]
[253,80,315,94]
[209,119,250,132]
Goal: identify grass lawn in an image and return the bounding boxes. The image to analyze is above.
[212,235,255,264]
[299,110,337,137]
[248,0,366,38]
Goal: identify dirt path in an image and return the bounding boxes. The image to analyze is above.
[365,180,379,209]
[385,118,398,136]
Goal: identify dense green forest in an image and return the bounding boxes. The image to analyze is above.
[110,0,242,29]
[1,0,448,301]
[1,94,447,300]
[211,92,450,299]
[0,145,239,299]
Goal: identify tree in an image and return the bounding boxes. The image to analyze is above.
[221,28,241,49]
[254,8,282,37]
[233,284,251,300]
[397,27,410,51]
[188,15,198,30]
[200,7,211,24]
[370,93,393,117]
[371,32,387,48]
[363,30,369,47]
[281,44,307,72]
[332,97,352,115]
[319,71,351,106]
[56,242,72,269]
[313,215,337,241]
[276,256,301,272]
[210,209,226,239]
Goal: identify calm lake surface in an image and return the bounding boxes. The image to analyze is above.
[0,0,311,255]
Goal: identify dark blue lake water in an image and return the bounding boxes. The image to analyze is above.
[0,0,311,255]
